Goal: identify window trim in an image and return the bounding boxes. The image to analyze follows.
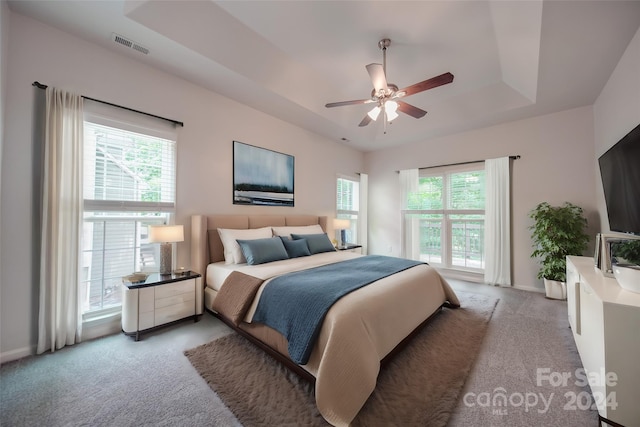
[80,110,177,316]
[336,174,360,245]
[403,163,486,273]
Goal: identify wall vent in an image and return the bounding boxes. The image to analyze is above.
[112,33,149,55]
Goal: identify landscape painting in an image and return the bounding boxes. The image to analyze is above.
[233,141,294,207]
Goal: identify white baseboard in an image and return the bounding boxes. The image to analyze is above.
[439,267,546,294]
[0,345,35,364]
[0,315,121,365]
[439,269,484,283]
[513,284,545,293]
[82,314,121,341]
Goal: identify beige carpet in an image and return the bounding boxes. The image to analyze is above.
[185,291,497,427]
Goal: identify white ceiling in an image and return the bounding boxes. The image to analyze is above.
[8,0,640,152]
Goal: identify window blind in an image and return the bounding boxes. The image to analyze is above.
[83,122,176,212]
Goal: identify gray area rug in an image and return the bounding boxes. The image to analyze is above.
[185,291,498,427]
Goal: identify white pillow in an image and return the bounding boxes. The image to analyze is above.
[217,227,272,264]
[271,224,323,239]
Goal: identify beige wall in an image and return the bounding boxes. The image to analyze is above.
[0,0,8,361]
[0,0,7,172]
[365,106,598,292]
[0,0,8,310]
[593,26,640,233]
[0,12,363,361]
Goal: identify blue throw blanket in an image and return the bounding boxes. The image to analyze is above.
[252,255,424,364]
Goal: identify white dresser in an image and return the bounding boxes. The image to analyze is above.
[122,272,203,340]
[566,256,640,427]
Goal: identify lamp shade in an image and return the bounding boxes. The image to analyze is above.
[149,225,184,243]
[385,100,399,121]
[333,218,351,230]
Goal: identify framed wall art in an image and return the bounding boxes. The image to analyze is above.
[233,141,294,207]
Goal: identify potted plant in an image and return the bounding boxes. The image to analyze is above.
[529,202,589,299]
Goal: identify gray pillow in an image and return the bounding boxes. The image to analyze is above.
[279,236,311,258]
[290,233,336,255]
[236,237,289,265]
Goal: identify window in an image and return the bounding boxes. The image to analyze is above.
[403,164,485,272]
[336,176,360,244]
[80,115,176,316]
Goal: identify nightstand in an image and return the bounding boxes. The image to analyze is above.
[122,271,203,341]
[337,244,363,254]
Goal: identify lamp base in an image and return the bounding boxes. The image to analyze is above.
[159,242,172,275]
[340,229,346,247]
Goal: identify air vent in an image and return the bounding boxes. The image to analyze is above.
[131,44,150,55]
[112,33,149,55]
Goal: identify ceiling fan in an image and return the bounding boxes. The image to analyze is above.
[325,39,454,130]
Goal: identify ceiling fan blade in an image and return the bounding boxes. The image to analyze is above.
[396,100,427,118]
[366,63,388,93]
[398,72,454,97]
[358,114,373,127]
[325,99,372,108]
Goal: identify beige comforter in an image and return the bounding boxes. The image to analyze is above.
[213,252,459,426]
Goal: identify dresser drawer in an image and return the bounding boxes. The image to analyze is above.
[139,287,155,313]
[155,279,194,299]
[155,291,195,309]
[139,311,155,330]
[155,301,195,325]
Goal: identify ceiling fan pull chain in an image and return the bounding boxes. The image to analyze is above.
[383,104,388,134]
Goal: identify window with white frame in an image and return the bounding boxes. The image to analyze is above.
[403,164,485,272]
[81,112,177,316]
[336,175,359,244]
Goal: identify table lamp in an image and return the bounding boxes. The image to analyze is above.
[149,224,184,275]
[333,218,351,248]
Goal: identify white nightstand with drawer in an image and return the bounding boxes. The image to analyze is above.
[337,244,363,254]
[122,272,203,341]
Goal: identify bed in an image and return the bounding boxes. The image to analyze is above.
[191,214,460,427]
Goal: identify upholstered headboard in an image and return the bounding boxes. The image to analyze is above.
[191,214,328,285]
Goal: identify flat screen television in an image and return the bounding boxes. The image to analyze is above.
[598,123,640,235]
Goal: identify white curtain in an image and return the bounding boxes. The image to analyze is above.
[37,87,84,354]
[358,173,368,254]
[484,157,511,286]
[399,169,420,260]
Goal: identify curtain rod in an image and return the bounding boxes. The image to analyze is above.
[396,155,520,173]
[32,81,184,127]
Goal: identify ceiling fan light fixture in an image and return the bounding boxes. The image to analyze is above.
[368,106,381,120]
[386,109,399,121]
[384,100,398,121]
[386,100,398,114]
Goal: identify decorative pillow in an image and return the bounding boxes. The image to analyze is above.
[271,224,323,238]
[217,227,272,264]
[236,237,289,265]
[291,233,336,255]
[279,236,311,258]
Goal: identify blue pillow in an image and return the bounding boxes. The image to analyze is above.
[279,236,311,258]
[290,233,336,255]
[236,237,289,265]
